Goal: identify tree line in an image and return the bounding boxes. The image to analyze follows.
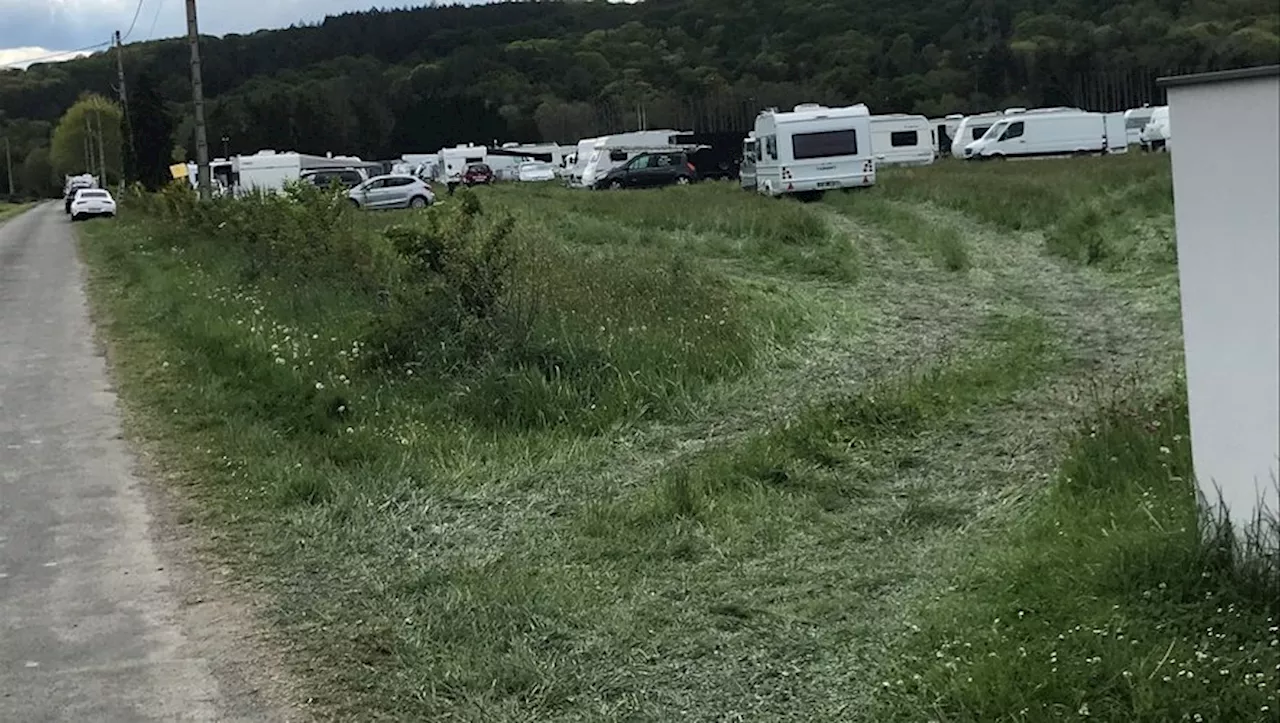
[2,0,1277,197]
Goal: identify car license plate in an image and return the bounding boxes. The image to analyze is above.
[816,181,840,189]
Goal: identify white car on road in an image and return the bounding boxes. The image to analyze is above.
[69,189,117,221]
[517,162,556,182]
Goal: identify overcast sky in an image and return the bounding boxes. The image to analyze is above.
[0,0,452,68]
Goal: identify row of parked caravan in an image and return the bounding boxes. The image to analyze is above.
[733,102,1173,199]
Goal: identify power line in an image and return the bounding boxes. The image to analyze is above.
[0,41,112,70]
[145,0,167,41]
[121,0,148,42]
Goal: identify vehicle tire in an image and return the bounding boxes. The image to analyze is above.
[675,176,692,185]
[409,196,427,209]
[71,213,81,222]
[348,198,360,209]
[609,180,623,190]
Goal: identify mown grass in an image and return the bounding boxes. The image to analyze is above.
[876,383,1280,722]
[871,154,1176,269]
[74,163,1218,721]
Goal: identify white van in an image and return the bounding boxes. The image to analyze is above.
[1139,106,1171,152]
[870,114,936,167]
[951,107,1083,158]
[754,103,875,198]
[962,110,1128,160]
[579,130,689,188]
[740,132,757,191]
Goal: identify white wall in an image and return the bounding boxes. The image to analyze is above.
[1168,73,1280,543]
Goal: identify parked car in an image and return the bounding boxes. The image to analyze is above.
[594,151,697,190]
[517,162,556,182]
[69,188,117,221]
[462,163,494,186]
[64,181,95,214]
[347,174,435,209]
[300,168,367,190]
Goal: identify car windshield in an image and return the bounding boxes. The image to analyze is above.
[981,122,1006,140]
[78,190,109,198]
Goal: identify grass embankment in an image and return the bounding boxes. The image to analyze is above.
[76,162,1271,721]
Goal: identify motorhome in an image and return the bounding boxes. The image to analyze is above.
[870,114,936,167]
[740,132,757,191]
[233,151,367,193]
[962,110,1128,160]
[950,107,1083,158]
[1122,106,1156,146]
[1139,106,1171,152]
[753,103,875,198]
[579,130,689,188]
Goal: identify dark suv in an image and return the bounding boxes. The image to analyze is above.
[595,152,696,190]
[462,163,494,186]
[301,168,366,190]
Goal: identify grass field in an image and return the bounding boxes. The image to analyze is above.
[77,154,1277,721]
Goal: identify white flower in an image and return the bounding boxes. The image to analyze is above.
[315,382,325,390]
[1078,703,1090,717]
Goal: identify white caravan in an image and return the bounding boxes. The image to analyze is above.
[233,151,366,193]
[579,130,689,188]
[565,137,600,186]
[1139,106,1171,152]
[438,145,488,184]
[962,110,1128,160]
[870,114,936,167]
[740,132,757,191]
[753,103,875,198]
[950,107,1083,158]
[1122,107,1156,146]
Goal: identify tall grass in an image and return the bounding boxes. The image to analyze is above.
[828,193,971,271]
[875,154,1177,268]
[487,182,858,282]
[877,383,1280,722]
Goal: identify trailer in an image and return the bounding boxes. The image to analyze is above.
[233,151,367,193]
[930,114,964,156]
[962,110,1129,160]
[437,145,488,184]
[579,130,689,188]
[870,114,936,167]
[753,103,875,199]
[1122,106,1156,146]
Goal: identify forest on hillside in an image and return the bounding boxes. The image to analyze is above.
[2,0,1277,194]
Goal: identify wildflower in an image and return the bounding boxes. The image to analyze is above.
[315,382,325,390]
[1159,446,1171,455]
[1078,703,1090,717]
[345,427,354,434]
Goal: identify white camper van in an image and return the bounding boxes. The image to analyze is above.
[870,114,936,167]
[1139,106,1171,152]
[962,110,1128,160]
[579,130,688,188]
[950,107,1083,158]
[753,103,875,198]
[740,132,758,191]
[1122,107,1156,146]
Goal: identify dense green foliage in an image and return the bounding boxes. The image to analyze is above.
[2,0,1277,186]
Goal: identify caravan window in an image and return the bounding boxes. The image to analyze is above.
[890,130,919,147]
[1125,114,1152,130]
[792,129,859,159]
[765,135,778,160]
[1000,122,1025,141]
[609,150,629,162]
[971,125,992,141]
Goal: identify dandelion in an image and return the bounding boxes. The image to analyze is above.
[1159,446,1171,455]
[346,427,354,434]
[315,382,325,390]
[1078,703,1090,717]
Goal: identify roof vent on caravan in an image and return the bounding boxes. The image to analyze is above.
[946,113,965,119]
[794,103,825,112]
[1004,107,1028,114]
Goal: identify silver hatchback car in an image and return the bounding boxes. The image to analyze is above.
[347,174,436,210]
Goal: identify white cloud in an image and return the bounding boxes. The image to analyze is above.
[0,46,93,70]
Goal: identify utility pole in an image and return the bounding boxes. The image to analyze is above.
[115,30,135,166]
[4,137,13,197]
[96,111,108,185]
[84,116,95,178]
[185,0,211,200]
